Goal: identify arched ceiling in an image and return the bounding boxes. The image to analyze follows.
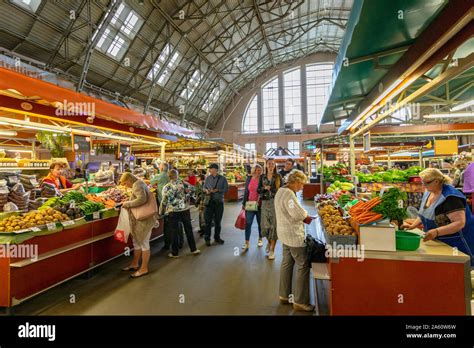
[0,0,353,130]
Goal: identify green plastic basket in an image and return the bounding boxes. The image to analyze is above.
[87,186,108,194]
[396,230,421,251]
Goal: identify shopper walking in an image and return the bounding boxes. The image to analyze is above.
[203,163,229,246]
[275,169,314,312]
[401,168,474,266]
[258,158,282,260]
[119,172,157,278]
[278,159,295,184]
[241,164,263,252]
[159,170,200,258]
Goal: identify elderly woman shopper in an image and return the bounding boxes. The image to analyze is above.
[119,172,157,278]
[401,168,474,266]
[241,164,263,252]
[274,169,315,312]
[258,158,282,260]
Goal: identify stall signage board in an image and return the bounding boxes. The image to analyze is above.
[434,140,458,156]
[74,135,91,153]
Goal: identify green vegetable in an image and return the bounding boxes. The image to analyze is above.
[372,188,408,227]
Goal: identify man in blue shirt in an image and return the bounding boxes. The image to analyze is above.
[203,163,229,246]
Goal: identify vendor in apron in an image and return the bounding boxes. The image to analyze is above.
[401,168,474,266]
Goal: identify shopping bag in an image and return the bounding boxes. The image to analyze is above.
[234,209,246,230]
[114,208,131,243]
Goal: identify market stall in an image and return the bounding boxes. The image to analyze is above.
[312,186,472,315]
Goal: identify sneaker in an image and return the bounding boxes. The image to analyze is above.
[191,249,201,255]
[167,253,180,259]
[268,251,275,260]
[205,240,211,246]
[279,296,290,304]
[293,303,315,312]
[258,239,263,247]
[242,243,249,252]
[265,243,270,253]
[214,238,225,245]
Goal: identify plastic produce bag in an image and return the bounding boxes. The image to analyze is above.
[114,208,131,243]
[3,202,18,212]
[234,209,246,230]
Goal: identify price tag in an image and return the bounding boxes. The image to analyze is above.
[398,200,404,209]
[69,201,76,209]
[379,188,385,198]
[47,223,56,231]
[30,227,41,232]
[93,211,100,220]
[62,220,74,227]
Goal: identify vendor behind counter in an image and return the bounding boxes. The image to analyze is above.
[41,162,81,193]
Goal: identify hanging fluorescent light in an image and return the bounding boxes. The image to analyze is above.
[451,99,474,111]
[5,149,32,153]
[20,125,67,134]
[423,112,474,119]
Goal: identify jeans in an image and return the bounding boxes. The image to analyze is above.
[204,200,224,241]
[279,244,310,305]
[245,209,261,241]
[168,209,197,256]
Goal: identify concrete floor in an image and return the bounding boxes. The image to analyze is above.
[6,200,329,316]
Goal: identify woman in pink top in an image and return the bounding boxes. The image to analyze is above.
[242,164,263,252]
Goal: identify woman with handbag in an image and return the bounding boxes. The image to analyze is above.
[258,158,282,260]
[241,164,263,252]
[119,172,158,278]
[275,169,315,312]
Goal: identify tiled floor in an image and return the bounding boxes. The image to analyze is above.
[6,200,329,316]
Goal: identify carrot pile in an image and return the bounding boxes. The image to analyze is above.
[349,197,383,224]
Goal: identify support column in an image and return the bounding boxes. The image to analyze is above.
[419,148,423,167]
[301,65,308,131]
[278,72,284,132]
[161,143,166,162]
[31,141,36,160]
[349,136,356,180]
[387,151,392,169]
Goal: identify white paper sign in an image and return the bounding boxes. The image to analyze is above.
[47,223,56,231]
[62,220,74,227]
[30,227,41,232]
[398,200,404,208]
[93,211,100,220]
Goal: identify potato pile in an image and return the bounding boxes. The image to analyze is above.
[319,205,356,236]
[0,207,70,232]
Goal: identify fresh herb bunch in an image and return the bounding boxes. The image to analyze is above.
[372,187,408,227]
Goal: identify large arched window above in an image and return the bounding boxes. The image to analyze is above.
[241,62,334,133]
[243,94,258,133]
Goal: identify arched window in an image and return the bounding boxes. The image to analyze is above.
[242,94,258,133]
[262,77,279,133]
[241,62,334,133]
[284,68,301,129]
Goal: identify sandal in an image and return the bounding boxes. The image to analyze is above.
[121,266,139,272]
[130,270,149,278]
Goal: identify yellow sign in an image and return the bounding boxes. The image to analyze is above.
[434,140,458,156]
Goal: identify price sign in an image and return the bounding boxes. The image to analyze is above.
[93,211,100,220]
[30,227,41,232]
[62,220,74,227]
[47,223,56,231]
[398,200,404,209]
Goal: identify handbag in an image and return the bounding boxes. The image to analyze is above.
[234,209,246,230]
[305,234,327,265]
[245,201,259,211]
[130,189,158,221]
[203,176,221,206]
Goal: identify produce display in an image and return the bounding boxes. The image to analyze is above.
[349,197,383,225]
[372,188,408,227]
[29,197,48,211]
[0,180,8,212]
[322,164,351,183]
[19,174,39,191]
[326,181,354,193]
[79,201,104,215]
[0,207,70,233]
[85,194,116,209]
[8,183,29,211]
[99,187,130,203]
[225,166,247,182]
[319,205,356,236]
[355,166,423,183]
